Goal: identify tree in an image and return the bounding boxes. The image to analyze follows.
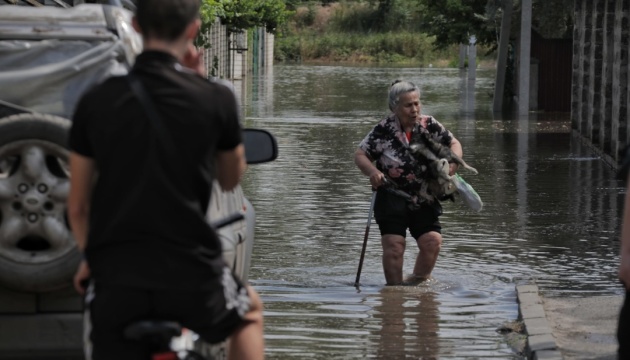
[415,0,574,49]
[220,0,291,33]
[196,0,291,47]
[415,0,497,49]
[531,0,573,39]
[196,0,223,47]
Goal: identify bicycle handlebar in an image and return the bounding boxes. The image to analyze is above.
[209,212,245,230]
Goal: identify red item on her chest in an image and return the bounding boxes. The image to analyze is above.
[405,131,412,142]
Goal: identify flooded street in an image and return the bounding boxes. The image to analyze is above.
[237,65,624,359]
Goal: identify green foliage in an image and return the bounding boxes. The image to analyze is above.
[220,0,292,33]
[417,0,496,49]
[210,55,219,77]
[275,1,499,65]
[276,30,450,65]
[328,2,374,32]
[275,35,302,62]
[196,0,292,47]
[195,0,223,48]
[292,3,317,29]
[328,0,421,33]
[532,0,574,39]
[278,0,574,59]
[285,0,336,10]
[416,0,574,49]
[199,0,225,24]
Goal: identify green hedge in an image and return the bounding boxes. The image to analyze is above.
[275,31,454,65]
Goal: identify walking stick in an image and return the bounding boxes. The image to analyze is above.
[354,190,377,287]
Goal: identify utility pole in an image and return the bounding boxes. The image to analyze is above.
[468,35,477,80]
[493,0,513,113]
[518,0,532,115]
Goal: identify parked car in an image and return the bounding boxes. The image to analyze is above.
[0,3,276,359]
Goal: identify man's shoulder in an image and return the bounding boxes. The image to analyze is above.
[171,65,234,94]
[79,75,127,103]
[197,76,238,101]
[206,77,235,92]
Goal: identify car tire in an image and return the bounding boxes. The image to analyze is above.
[0,113,80,292]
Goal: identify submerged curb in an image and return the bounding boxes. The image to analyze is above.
[516,284,564,360]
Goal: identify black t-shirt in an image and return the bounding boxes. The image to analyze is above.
[620,146,630,183]
[69,51,242,290]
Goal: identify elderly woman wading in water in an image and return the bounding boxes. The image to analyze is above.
[354,80,464,285]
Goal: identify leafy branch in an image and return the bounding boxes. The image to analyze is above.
[196,0,291,47]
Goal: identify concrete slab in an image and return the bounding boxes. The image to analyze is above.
[533,349,563,360]
[523,317,553,336]
[516,283,559,359]
[519,292,543,305]
[517,284,540,295]
[528,333,557,352]
[516,281,623,359]
[542,295,621,359]
[520,303,547,320]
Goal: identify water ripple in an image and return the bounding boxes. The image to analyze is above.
[240,65,621,359]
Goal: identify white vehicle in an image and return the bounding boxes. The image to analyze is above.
[0,3,276,359]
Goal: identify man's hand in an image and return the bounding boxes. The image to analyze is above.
[181,44,206,77]
[73,260,91,295]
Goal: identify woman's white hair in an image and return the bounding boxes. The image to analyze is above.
[388,80,420,111]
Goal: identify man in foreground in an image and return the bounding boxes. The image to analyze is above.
[67,1,264,359]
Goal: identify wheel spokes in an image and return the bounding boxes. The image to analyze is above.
[41,217,71,249]
[0,216,26,248]
[0,180,13,200]
[20,145,47,183]
[49,180,69,202]
[0,156,17,178]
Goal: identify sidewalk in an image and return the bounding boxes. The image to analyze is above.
[516,284,622,360]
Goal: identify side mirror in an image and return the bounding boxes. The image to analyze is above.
[244,128,278,164]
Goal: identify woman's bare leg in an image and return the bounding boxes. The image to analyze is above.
[412,231,442,279]
[381,234,406,285]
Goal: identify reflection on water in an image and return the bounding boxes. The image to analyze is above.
[239,65,623,358]
[371,286,440,358]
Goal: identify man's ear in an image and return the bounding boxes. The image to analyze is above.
[185,18,201,41]
[131,16,142,34]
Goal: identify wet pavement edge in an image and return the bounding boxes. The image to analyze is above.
[516,284,564,360]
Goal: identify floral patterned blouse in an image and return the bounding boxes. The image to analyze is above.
[359,113,454,197]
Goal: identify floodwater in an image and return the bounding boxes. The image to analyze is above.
[237,65,624,359]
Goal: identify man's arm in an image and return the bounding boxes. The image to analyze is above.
[68,152,96,294]
[354,148,384,189]
[449,137,463,175]
[68,152,96,251]
[216,144,246,191]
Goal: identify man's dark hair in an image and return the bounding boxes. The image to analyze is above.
[135,0,201,41]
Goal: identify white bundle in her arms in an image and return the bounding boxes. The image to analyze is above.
[452,174,483,212]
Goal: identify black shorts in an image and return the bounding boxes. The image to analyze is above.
[85,266,250,360]
[373,189,442,239]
